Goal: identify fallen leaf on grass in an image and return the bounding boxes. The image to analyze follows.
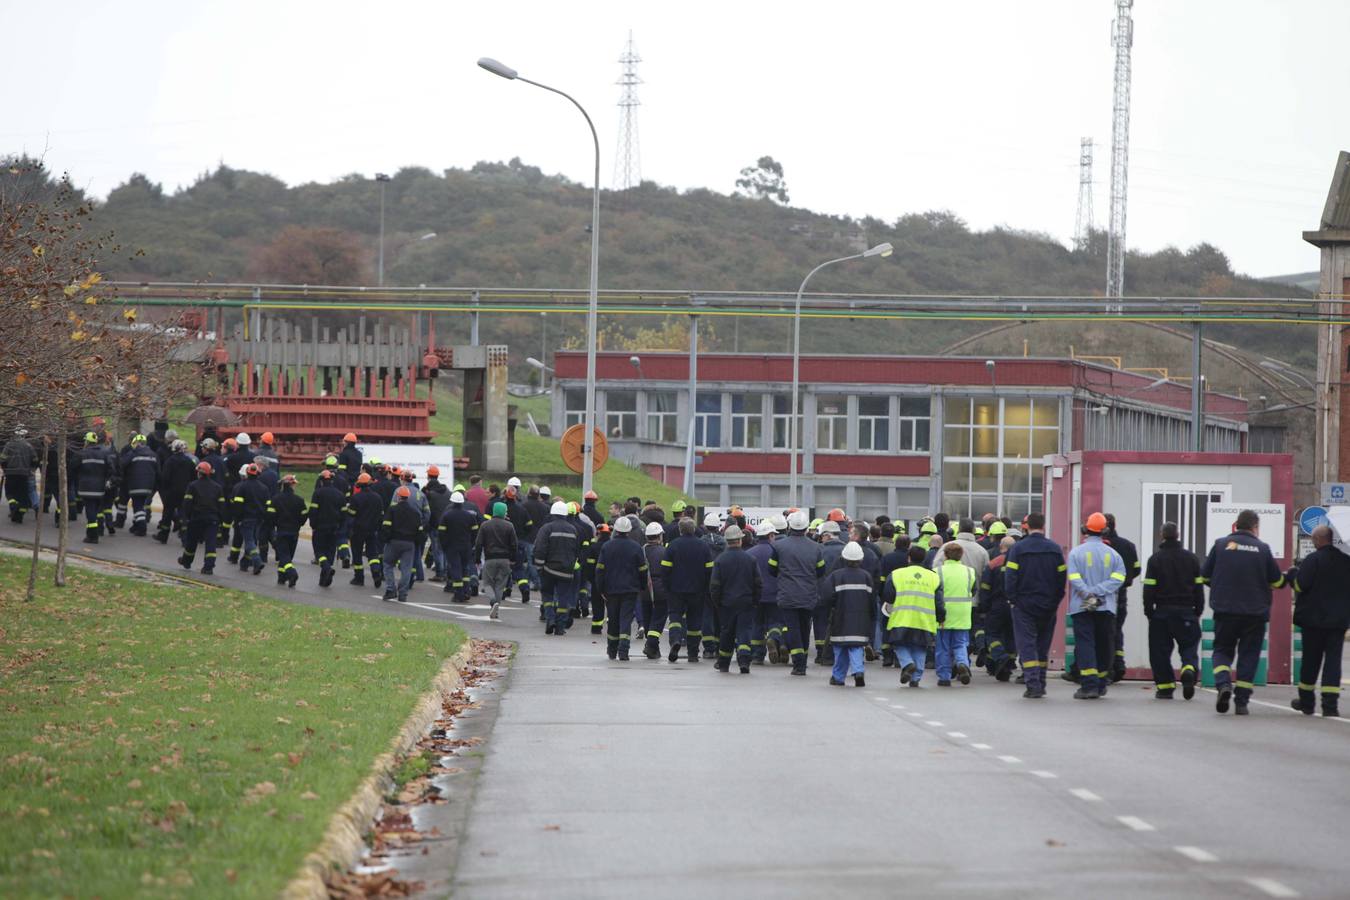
[243,781,277,805]
[301,791,320,801]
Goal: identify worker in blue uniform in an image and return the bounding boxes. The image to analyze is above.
[595,516,649,660]
[1288,524,1350,717]
[660,517,715,663]
[1066,512,1127,700]
[1004,512,1068,699]
[709,524,763,674]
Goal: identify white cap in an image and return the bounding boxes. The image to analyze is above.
[450,491,465,503]
[645,522,664,537]
[614,516,632,533]
[507,476,522,488]
[550,501,568,516]
[787,510,809,531]
[236,432,251,446]
[819,520,841,534]
[757,519,777,536]
[769,514,788,532]
[703,513,721,528]
[842,541,864,562]
[540,486,551,496]
[724,524,744,541]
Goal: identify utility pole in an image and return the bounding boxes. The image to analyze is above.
[375,173,391,286]
[1105,0,1134,310]
[1074,137,1094,252]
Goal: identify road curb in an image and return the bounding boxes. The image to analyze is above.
[280,639,477,900]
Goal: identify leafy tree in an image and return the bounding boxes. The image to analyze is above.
[248,225,369,284]
[735,156,789,204]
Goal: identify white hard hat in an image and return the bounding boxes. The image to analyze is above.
[236,432,251,446]
[787,510,809,531]
[819,520,840,535]
[614,516,633,533]
[770,515,788,532]
[842,541,864,562]
[550,501,568,516]
[724,524,744,541]
[507,476,522,488]
[645,522,664,537]
[757,519,778,536]
[703,513,721,528]
[540,486,551,496]
[450,491,465,503]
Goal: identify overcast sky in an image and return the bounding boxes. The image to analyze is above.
[6,0,1347,279]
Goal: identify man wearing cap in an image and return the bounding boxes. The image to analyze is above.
[661,517,716,662]
[345,473,386,589]
[268,474,308,588]
[178,462,224,573]
[1200,509,1284,716]
[748,516,784,664]
[381,487,425,603]
[472,501,518,618]
[595,516,649,659]
[826,541,876,687]
[338,433,362,485]
[1066,513,1127,700]
[534,501,581,633]
[710,524,763,674]
[1004,512,1068,699]
[769,511,827,676]
[641,521,670,658]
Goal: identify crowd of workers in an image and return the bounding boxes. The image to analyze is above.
[2,423,1346,716]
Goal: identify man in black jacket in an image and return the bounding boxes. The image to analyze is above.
[504,486,533,604]
[76,432,115,543]
[381,486,425,603]
[267,474,308,588]
[1201,509,1284,716]
[534,501,580,634]
[475,501,519,619]
[1142,522,1204,700]
[1,428,35,523]
[154,440,197,544]
[710,524,764,674]
[178,462,223,574]
[1104,513,1141,682]
[309,470,346,588]
[595,516,649,660]
[439,490,481,603]
[1289,525,1350,717]
[423,466,451,582]
[523,485,550,593]
[662,517,715,663]
[345,473,386,589]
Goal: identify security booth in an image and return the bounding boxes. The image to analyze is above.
[1043,451,1296,684]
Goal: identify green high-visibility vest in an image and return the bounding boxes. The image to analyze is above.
[939,560,976,630]
[886,566,940,635]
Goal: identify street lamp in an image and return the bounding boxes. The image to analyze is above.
[375,173,391,286]
[479,56,602,496]
[788,242,893,507]
[525,356,554,391]
[629,354,645,381]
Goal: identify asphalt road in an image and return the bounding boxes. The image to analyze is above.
[4,516,1346,899]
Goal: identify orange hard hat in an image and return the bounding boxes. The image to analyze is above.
[356,472,372,485]
[196,461,213,475]
[1085,512,1108,534]
[827,508,847,522]
[223,438,238,451]
[396,486,411,499]
[584,490,598,501]
[261,431,274,444]
[343,433,357,443]
[426,465,440,477]
[596,523,611,533]
[390,466,402,475]
[505,485,518,499]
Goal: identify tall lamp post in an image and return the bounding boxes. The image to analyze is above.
[375,173,391,286]
[788,243,893,508]
[479,56,602,497]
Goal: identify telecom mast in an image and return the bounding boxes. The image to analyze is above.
[1075,137,1094,252]
[614,32,642,190]
[1105,0,1134,303]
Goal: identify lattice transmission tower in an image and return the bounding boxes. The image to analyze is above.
[1105,0,1134,304]
[1075,137,1094,252]
[613,31,642,190]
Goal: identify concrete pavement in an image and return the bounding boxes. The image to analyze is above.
[3,515,1346,899]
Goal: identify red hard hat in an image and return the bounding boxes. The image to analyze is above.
[344,432,357,443]
[396,486,411,499]
[505,485,518,499]
[827,508,847,522]
[196,461,213,475]
[426,465,440,477]
[584,490,598,501]
[245,463,259,476]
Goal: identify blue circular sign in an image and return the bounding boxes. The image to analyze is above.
[1300,506,1329,535]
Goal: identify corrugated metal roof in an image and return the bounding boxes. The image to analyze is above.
[1321,151,1350,230]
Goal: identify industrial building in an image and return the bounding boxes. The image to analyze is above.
[550,351,1252,520]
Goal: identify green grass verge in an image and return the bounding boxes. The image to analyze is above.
[0,556,464,899]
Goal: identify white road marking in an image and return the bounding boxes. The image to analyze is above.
[997,755,1022,764]
[1069,788,1102,802]
[1030,770,1058,779]
[1117,816,1155,832]
[906,712,923,717]
[1174,846,1218,863]
[970,743,992,750]
[403,601,492,621]
[946,731,968,738]
[889,704,906,710]
[925,721,945,727]
[1202,688,1350,725]
[1246,877,1300,897]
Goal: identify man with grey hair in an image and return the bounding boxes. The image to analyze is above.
[1288,524,1350,717]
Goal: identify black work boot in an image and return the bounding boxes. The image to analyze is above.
[1180,666,1197,700]
[1155,688,1175,700]
[644,637,660,660]
[1322,695,1340,718]
[350,573,365,586]
[853,673,865,687]
[1292,689,1315,715]
[882,648,896,668]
